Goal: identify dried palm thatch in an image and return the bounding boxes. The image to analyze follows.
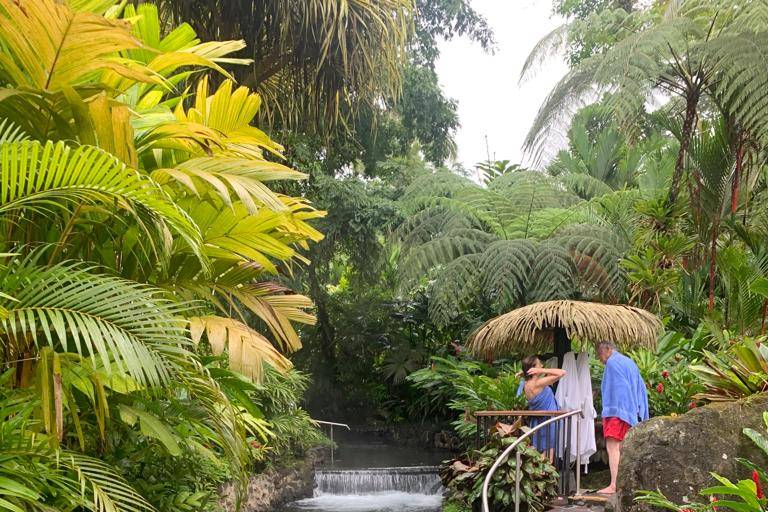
[467,300,661,358]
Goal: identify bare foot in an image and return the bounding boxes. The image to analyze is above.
[596,486,616,495]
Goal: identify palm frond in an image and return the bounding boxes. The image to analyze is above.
[0,140,204,262]
[0,0,154,90]
[189,316,292,382]
[0,259,191,389]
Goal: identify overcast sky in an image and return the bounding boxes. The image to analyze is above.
[435,0,568,172]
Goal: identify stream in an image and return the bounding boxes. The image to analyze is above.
[280,432,446,512]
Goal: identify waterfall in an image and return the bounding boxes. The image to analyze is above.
[313,466,443,496]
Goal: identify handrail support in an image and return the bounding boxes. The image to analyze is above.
[481,409,584,512]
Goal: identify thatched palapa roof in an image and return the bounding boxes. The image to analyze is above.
[467,300,661,357]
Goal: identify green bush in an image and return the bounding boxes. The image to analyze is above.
[630,346,703,416]
[408,356,526,440]
[440,424,559,512]
[691,337,768,402]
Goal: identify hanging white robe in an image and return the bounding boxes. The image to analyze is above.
[553,352,597,471]
[575,352,597,470]
[554,352,580,458]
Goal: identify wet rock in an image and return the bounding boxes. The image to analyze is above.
[218,447,325,512]
[617,393,768,512]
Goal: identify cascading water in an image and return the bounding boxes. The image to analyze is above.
[315,466,442,495]
[280,431,446,512]
[283,465,444,512]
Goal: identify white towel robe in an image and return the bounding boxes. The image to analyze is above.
[554,352,580,459]
[575,352,597,470]
[553,352,597,471]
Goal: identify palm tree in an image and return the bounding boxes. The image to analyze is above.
[524,0,768,206]
[0,1,325,508]
[159,0,413,132]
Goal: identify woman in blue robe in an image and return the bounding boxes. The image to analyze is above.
[517,355,566,460]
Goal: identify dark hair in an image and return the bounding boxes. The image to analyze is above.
[521,355,540,380]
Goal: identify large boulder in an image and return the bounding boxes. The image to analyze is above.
[618,393,768,512]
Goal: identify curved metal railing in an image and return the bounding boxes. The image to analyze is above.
[481,409,583,512]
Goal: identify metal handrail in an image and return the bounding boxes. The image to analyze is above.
[314,420,351,429]
[481,409,583,512]
[313,420,351,466]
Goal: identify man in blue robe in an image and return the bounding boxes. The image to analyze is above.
[596,341,648,495]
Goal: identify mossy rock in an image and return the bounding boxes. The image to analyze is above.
[617,393,768,512]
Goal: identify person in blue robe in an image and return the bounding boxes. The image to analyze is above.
[596,341,649,495]
[517,355,566,460]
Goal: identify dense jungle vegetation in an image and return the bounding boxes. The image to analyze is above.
[2,0,768,511]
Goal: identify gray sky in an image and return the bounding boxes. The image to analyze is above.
[435,0,568,172]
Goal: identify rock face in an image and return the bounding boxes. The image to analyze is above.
[219,447,325,512]
[618,393,768,512]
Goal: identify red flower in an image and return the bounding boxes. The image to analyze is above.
[681,508,694,512]
[656,382,664,393]
[753,470,764,499]
[662,370,670,379]
[710,495,718,511]
[689,402,697,409]
[251,441,262,449]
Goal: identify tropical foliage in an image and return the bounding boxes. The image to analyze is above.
[440,423,559,512]
[407,356,525,440]
[0,0,329,509]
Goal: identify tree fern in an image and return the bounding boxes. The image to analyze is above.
[528,242,579,304]
[479,239,539,310]
[398,170,633,325]
[427,255,483,328]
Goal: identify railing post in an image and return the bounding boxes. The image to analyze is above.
[330,425,334,466]
[481,410,582,512]
[575,415,581,496]
[515,448,522,512]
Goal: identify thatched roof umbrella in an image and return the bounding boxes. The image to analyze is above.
[467,300,661,365]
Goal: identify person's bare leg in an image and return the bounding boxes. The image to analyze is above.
[598,438,620,494]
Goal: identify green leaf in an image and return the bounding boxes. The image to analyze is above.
[743,427,768,458]
[118,405,181,456]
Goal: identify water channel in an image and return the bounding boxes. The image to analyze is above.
[280,431,447,512]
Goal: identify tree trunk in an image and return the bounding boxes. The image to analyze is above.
[708,219,720,312]
[554,327,571,369]
[731,133,745,215]
[667,90,700,206]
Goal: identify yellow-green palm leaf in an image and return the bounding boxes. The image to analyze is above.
[0,0,153,91]
[0,140,204,262]
[0,259,190,389]
[189,316,292,382]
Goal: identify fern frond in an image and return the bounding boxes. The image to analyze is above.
[428,255,483,327]
[478,239,538,310]
[528,242,579,303]
[400,231,495,284]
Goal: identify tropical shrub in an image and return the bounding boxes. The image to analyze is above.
[440,423,559,512]
[630,346,703,416]
[636,412,768,512]
[691,337,768,402]
[408,356,526,439]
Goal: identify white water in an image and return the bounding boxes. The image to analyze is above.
[287,492,442,512]
[283,465,443,512]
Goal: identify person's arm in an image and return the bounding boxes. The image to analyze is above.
[527,367,566,389]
